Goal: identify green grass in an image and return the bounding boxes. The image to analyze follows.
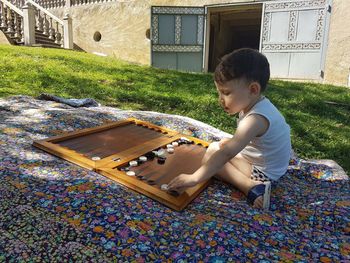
[0,44,349,173]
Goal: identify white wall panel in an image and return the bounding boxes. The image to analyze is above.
[289,52,321,78]
[265,52,290,78]
[297,10,319,42]
[269,12,290,42]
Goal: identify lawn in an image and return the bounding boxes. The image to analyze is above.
[0,44,349,173]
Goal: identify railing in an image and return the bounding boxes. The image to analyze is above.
[9,0,25,8]
[0,0,73,48]
[4,0,134,12]
[70,0,118,6]
[31,0,130,9]
[28,0,63,43]
[34,0,65,9]
[0,0,24,43]
[6,0,133,10]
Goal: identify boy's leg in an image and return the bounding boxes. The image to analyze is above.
[203,142,264,208]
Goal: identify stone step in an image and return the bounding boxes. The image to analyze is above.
[35,34,56,42]
[35,30,49,37]
[9,36,23,44]
[9,35,21,40]
[35,40,61,47]
[1,26,65,49]
[2,30,14,36]
[32,43,62,49]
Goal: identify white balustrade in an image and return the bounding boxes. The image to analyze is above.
[48,16,55,39]
[36,9,43,31]
[54,20,61,44]
[0,0,24,44]
[22,3,35,45]
[0,3,8,29]
[13,11,22,39]
[6,8,14,33]
[1,0,73,48]
[4,0,123,10]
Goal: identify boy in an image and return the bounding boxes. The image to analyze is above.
[168,48,291,210]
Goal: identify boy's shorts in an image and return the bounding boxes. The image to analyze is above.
[251,166,270,182]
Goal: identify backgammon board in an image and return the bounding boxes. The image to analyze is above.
[33,118,211,211]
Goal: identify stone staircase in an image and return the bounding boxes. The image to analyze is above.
[33,28,62,48]
[0,0,72,49]
[0,27,61,48]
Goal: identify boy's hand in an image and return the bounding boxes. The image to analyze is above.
[167,173,198,191]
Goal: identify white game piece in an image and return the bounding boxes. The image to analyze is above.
[157,149,166,157]
[161,184,169,191]
[167,148,174,154]
[180,137,190,142]
[166,144,174,149]
[172,142,179,147]
[139,156,147,162]
[129,160,138,167]
[91,156,101,161]
[126,171,136,176]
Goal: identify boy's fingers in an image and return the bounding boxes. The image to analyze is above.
[168,183,181,191]
[167,179,178,190]
[168,178,186,191]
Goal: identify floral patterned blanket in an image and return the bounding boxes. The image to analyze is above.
[0,96,349,262]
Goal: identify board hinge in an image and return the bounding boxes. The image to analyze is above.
[327,4,332,13]
[320,70,325,79]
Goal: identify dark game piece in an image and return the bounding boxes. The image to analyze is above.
[157,157,166,165]
[145,151,156,160]
[168,190,180,197]
[119,166,130,172]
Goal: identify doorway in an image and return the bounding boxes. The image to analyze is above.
[206,4,263,72]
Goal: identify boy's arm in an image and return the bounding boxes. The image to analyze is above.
[168,114,269,190]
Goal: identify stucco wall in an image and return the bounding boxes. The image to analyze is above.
[51,2,151,64]
[49,0,350,87]
[323,0,350,86]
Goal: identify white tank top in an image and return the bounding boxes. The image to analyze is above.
[237,97,291,181]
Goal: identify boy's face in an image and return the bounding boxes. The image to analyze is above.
[215,79,259,115]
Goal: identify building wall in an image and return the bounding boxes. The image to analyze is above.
[323,0,350,86]
[50,0,250,64]
[49,0,350,87]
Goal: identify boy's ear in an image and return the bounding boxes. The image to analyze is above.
[249,82,261,95]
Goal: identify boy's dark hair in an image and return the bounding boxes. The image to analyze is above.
[214,48,270,92]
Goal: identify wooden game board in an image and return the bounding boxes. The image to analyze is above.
[33,118,211,211]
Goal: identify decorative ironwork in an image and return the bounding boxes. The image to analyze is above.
[197,15,204,45]
[316,8,325,41]
[288,11,297,41]
[263,2,326,45]
[262,42,321,51]
[265,0,326,11]
[153,45,202,53]
[262,12,271,43]
[151,15,158,44]
[175,15,181,44]
[152,7,204,15]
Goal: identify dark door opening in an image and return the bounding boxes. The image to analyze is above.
[208,4,263,72]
